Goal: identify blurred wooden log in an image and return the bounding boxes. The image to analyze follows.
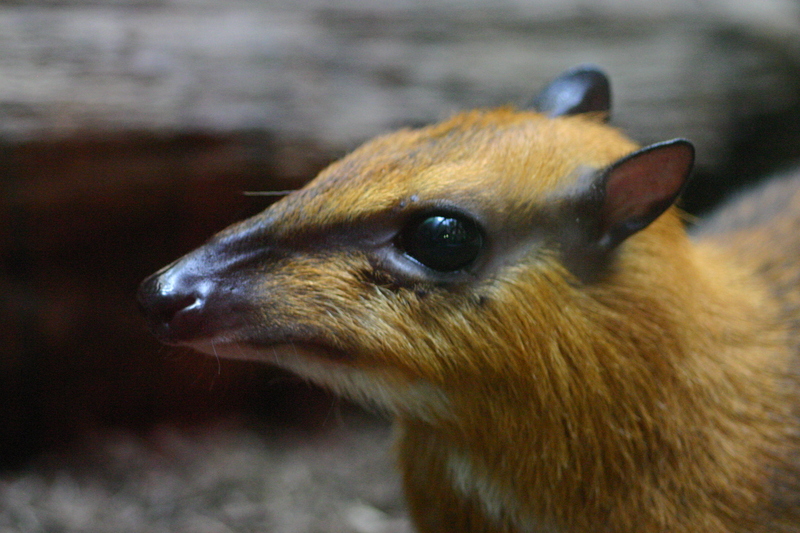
[1,0,799,188]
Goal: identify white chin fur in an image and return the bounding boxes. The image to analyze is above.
[185,339,451,422]
[186,339,337,363]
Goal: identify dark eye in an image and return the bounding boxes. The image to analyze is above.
[399,213,484,272]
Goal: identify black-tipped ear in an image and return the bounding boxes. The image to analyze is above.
[529,65,611,120]
[593,139,695,250]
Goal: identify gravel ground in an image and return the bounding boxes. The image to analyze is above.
[0,414,411,533]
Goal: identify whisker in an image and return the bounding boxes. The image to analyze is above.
[235,343,248,359]
[321,395,343,429]
[211,341,222,376]
[271,345,280,365]
[243,190,296,197]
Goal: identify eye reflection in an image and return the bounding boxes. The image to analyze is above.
[400,213,483,272]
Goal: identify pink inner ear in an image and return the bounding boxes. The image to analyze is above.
[602,141,693,238]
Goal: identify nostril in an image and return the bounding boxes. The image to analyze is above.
[148,291,198,325]
[139,242,256,346]
[137,272,203,343]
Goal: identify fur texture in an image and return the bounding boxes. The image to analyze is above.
[140,99,800,531]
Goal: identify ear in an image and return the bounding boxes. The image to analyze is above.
[591,139,695,250]
[529,65,611,120]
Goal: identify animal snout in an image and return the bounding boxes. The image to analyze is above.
[137,259,215,344]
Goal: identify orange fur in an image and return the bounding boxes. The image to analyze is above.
[141,105,800,531]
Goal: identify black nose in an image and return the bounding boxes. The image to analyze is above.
[137,253,223,345]
[137,269,194,343]
[138,270,194,343]
[139,217,272,345]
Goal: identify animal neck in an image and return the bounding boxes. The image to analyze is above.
[398,212,795,532]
